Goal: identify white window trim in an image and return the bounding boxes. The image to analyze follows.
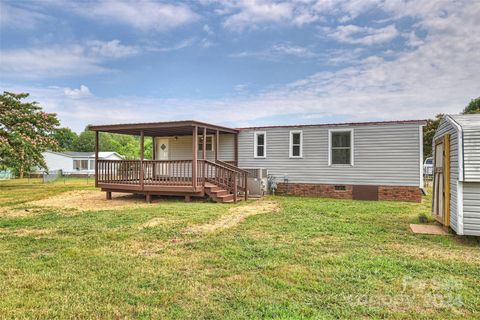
[289,130,303,158]
[254,131,267,158]
[328,128,354,166]
[198,135,214,152]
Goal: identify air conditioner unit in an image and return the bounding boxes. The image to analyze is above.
[241,168,268,196]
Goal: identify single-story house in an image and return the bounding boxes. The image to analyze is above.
[41,151,123,175]
[88,119,426,203]
[432,114,480,236]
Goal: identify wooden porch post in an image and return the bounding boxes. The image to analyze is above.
[152,137,156,160]
[234,133,238,166]
[95,130,99,187]
[202,127,206,188]
[215,130,219,161]
[192,126,198,190]
[152,137,156,178]
[140,130,144,191]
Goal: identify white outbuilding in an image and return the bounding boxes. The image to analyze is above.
[41,151,123,175]
[432,114,480,236]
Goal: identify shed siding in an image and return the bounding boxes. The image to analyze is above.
[238,123,422,187]
[463,128,480,181]
[156,134,235,161]
[450,114,480,182]
[463,182,480,236]
[433,118,459,232]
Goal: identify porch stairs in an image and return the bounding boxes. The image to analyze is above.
[204,182,244,203]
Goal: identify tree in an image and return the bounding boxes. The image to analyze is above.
[462,97,480,114]
[0,92,59,177]
[73,128,113,152]
[423,113,443,159]
[52,127,78,151]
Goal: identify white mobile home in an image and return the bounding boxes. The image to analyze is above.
[238,120,426,202]
[432,114,480,236]
[42,151,123,175]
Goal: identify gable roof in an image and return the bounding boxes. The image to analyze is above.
[44,151,123,159]
[449,114,480,130]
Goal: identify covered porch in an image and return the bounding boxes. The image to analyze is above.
[89,121,248,203]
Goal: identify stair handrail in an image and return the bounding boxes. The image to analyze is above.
[203,160,248,201]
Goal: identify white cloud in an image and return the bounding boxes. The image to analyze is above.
[63,85,92,98]
[0,40,139,79]
[0,2,51,30]
[73,1,198,31]
[329,24,399,45]
[231,43,317,60]
[86,40,139,58]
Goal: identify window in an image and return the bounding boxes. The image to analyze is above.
[198,135,214,152]
[254,131,266,158]
[329,129,353,165]
[73,160,88,170]
[335,185,346,191]
[289,131,303,158]
[89,160,95,170]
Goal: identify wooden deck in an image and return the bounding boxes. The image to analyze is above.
[97,159,248,203]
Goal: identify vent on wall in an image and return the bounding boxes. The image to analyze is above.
[335,185,346,191]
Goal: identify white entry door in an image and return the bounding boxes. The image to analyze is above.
[156,138,169,177]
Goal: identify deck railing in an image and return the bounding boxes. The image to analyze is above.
[97,159,247,201]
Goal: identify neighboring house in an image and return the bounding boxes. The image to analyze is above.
[432,114,480,236]
[41,151,123,175]
[89,119,425,203]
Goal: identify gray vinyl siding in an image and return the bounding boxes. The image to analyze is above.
[450,114,480,182]
[238,123,422,187]
[155,134,235,161]
[463,182,480,236]
[433,118,459,232]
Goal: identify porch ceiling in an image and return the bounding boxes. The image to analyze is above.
[88,120,238,136]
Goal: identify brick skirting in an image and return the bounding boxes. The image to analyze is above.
[276,183,421,202]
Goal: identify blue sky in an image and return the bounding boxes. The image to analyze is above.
[1,0,479,132]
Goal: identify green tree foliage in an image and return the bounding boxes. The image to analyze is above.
[423,114,443,158]
[0,92,59,177]
[73,127,153,159]
[52,127,78,151]
[462,97,480,114]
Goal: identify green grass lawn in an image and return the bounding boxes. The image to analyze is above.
[0,179,479,319]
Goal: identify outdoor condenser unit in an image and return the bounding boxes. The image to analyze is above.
[241,168,268,196]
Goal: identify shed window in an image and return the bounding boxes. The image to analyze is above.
[289,131,303,158]
[329,130,353,165]
[198,135,214,151]
[89,160,95,170]
[254,132,266,158]
[73,160,88,170]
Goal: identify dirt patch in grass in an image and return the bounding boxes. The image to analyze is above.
[0,207,41,218]
[138,217,173,230]
[28,190,152,211]
[185,200,280,234]
[0,227,54,238]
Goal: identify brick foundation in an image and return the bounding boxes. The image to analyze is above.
[378,186,422,203]
[276,183,421,202]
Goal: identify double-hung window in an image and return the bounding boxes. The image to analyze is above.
[198,135,214,152]
[329,129,354,165]
[73,159,88,170]
[289,131,303,158]
[254,131,266,158]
